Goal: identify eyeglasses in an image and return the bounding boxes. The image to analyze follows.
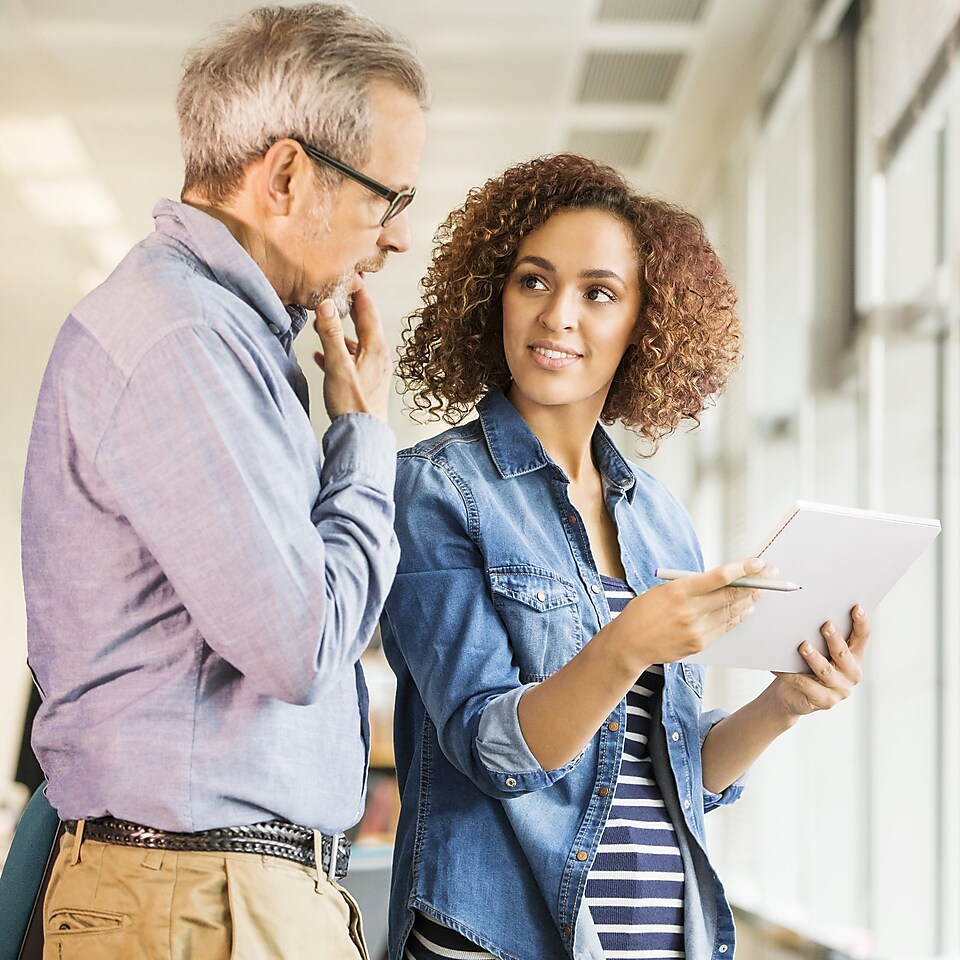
[296,139,416,227]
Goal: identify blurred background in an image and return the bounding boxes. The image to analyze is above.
[1,0,958,958]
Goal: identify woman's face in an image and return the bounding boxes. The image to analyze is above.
[502,207,641,422]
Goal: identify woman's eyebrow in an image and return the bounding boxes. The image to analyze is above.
[516,256,625,286]
[515,255,555,271]
[580,268,626,283]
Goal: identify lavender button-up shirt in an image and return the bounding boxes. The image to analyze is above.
[21,199,399,834]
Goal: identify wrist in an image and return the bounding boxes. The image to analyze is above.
[759,678,803,731]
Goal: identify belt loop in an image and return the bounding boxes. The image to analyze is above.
[313,829,325,894]
[328,833,342,884]
[70,819,85,865]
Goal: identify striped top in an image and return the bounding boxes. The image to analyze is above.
[585,575,685,959]
[403,577,685,960]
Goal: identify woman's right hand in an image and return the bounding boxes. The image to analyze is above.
[615,558,765,671]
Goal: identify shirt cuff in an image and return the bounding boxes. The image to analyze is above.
[322,413,397,490]
[476,685,583,794]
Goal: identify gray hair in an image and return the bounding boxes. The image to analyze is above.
[177,2,429,202]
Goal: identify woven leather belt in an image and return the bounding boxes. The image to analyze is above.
[64,817,350,879]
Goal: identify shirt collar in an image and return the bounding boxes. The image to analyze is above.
[477,390,637,499]
[151,199,308,345]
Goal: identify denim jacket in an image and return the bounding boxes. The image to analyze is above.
[381,391,744,960]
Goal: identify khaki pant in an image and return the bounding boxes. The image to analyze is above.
[42,825,369,960]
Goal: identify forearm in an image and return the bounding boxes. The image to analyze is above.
[700,681,798,794]
[517,619,649,770]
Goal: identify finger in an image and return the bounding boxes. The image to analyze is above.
[799,640,852,698]
[699,588,759,641]
[313,299,352,365]
[672,557,765,597]
[820,621,863,684]
[348,282,387,349]
[343,337,359,357]
[846,604,871,658]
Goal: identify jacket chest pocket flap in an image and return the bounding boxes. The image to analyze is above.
[487,566,582,683]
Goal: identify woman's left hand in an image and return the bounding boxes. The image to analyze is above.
[771,605,870,717]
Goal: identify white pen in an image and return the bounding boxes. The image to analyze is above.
[654,568,802,592]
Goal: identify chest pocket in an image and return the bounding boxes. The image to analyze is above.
[487,565,582,683]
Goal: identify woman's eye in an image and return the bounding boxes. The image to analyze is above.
[520,274,546,291]
[586,287,615,303]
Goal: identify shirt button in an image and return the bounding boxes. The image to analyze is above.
[591,584,601,594]
[536,591,546,602]
[671,731,680,742]
[607,721,619,732]
[505,777,517,787]
[575,850,588,862]
[684,798,692,809]
[268,322,280,334]
[598,786,609,797]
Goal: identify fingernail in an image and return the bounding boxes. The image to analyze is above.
[824,622,837,636]
[855,605,864,618]
[319,299,336,317]
[800,642,813,655]
[745,558,763,573]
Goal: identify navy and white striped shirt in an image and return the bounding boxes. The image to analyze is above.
[585,576,685,959]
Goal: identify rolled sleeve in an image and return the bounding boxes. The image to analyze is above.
[382,456,577,800]
[476,686,584,793]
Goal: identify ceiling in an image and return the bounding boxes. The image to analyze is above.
[0,0,793,463]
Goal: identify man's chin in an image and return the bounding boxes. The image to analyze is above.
[303,283,352,317]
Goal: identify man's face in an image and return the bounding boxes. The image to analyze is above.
[284,81,426,311]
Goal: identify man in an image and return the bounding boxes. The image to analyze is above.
[20,5,428,957]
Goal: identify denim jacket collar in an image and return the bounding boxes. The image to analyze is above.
[477,390,638,501]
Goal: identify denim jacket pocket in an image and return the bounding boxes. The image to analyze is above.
[488,565,582,682]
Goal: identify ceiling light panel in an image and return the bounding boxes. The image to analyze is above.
[578,51,685,103]
[597,0,709,22]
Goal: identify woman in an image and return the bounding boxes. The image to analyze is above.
[380,154,868,960]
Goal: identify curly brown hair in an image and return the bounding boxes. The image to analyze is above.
[397,153,740,447]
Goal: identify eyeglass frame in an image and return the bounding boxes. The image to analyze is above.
[295,139,416,227]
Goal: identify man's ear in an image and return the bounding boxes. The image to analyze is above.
[259,139,304,215]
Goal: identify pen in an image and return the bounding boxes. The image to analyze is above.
[654,568,802,592]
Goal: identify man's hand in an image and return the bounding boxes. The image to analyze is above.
[312,283,391,421]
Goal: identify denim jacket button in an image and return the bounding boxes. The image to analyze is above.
[598,786,609,797]
[536,591,546,602]
[590,584,601,594]
[505,777,517,787]
[719,946,728,953]
[607,721,619,732]
[563,925,573,938]
[575,850,588,861]
[565,514,577,525]
[671,731,680,742]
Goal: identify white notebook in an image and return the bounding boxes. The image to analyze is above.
[683,501,941,672]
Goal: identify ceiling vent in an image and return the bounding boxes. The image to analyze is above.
[578,51,684,103]
[565,129,654,168]
[597,0,709,22]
